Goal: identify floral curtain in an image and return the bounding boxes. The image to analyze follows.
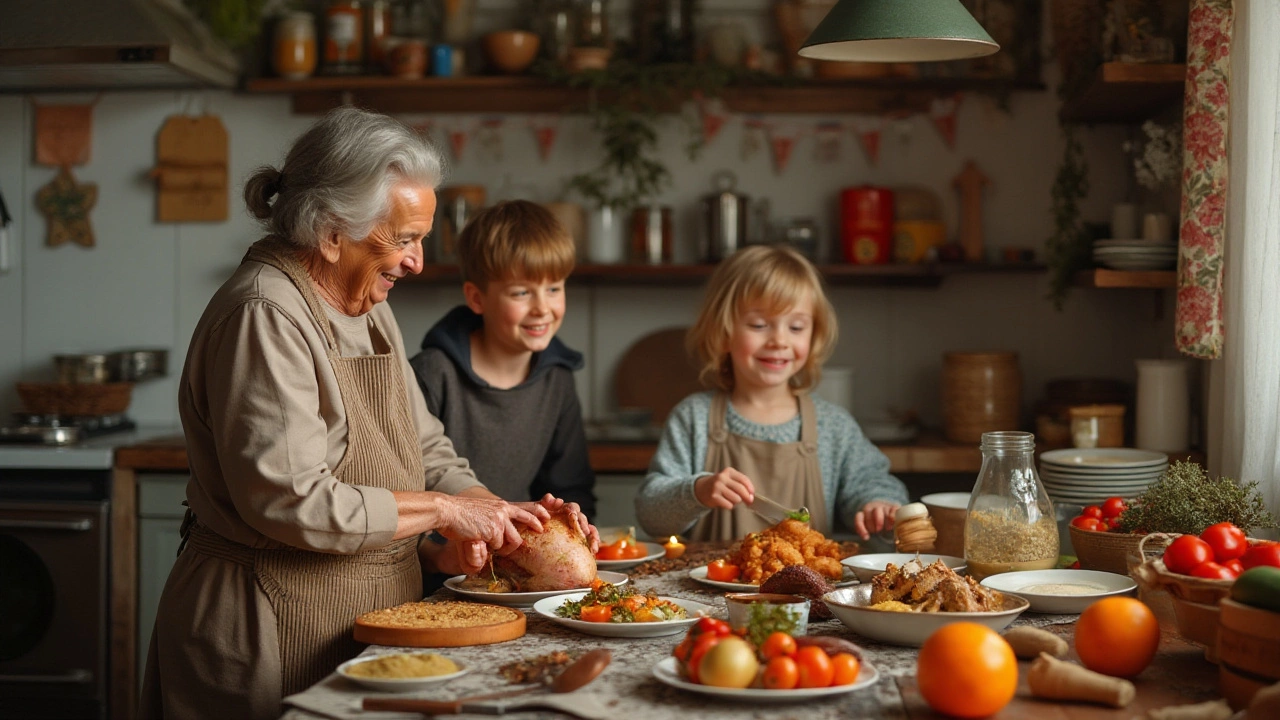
[1176,0,1234,359]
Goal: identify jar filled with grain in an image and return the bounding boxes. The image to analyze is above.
[963,431,1058,581]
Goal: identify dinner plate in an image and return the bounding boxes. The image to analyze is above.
[1040,448,1168,469]
[594,542,666,571]
[444,571,630,608]
[532,592,715,638]
[980,569,1137,614]
[337,653,469,692]
[651,656,879,701]
[823,585,1029,647]
[688,565,857,592]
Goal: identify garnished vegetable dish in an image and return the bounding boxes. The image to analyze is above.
[555,579,688,623]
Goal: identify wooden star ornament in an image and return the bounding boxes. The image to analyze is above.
[36,166,97,247]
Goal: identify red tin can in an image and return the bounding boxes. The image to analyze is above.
[840,186,895,264]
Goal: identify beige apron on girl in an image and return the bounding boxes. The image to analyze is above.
[690,392,829,542]
[140,239,426,720]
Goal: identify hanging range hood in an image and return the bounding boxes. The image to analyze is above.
[0,0,240,92]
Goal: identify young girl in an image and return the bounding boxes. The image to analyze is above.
[634,245,908,542]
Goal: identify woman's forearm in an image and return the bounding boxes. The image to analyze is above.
[391,490,446,539]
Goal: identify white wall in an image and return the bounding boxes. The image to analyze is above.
[0,1,1177,429]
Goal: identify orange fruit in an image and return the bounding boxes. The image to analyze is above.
[1074,596,1160,677]
[917,622,1017,718]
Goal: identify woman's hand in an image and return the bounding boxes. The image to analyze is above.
[432,494,548,552]
[423,538,490,576]
[529,494,600,552]
[854,500,900,540]
[694,467,755,510]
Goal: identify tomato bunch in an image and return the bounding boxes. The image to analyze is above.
[1162,522,1280,579]
[595,534,647,561]
[1069,496,1128,532]
[671,622,861,690]
[705,558,742,582]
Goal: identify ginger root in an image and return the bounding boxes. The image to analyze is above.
[1027,652,1135,708]
[1002,626,1068,659]
[893,503,937,553]
[1141,699,1232,720]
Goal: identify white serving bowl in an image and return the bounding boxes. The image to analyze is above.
[978,569,1137,614]
[337,652,468,692]
[822,585,1028,647]
[724,593,810,636]
[840,553,967,583]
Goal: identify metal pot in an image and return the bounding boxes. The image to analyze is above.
[701,170,749,263]
[433,185,486,264]
[108,349,168,382]
[54,354,110,384]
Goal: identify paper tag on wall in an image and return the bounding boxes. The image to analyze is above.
[35,103,94,167]
[151,114,228,222]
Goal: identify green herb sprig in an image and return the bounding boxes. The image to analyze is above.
[1116,460,1277,535]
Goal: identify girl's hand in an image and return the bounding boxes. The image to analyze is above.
[854,500,900,540]
[526,494,601,553]
[694,467,756,510]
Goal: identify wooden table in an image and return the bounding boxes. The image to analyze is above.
[280,553,1223,720]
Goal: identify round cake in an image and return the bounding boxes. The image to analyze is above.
[354,601,526,647]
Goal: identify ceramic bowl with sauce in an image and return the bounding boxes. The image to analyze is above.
[724,593,809,637]
[978,569,1137,614]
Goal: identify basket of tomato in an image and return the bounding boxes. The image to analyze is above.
[1066,497,1152,575]
[1133,527,1280,604]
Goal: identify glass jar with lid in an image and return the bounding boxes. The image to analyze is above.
[273,12,318,80]
[963,431,1058,581]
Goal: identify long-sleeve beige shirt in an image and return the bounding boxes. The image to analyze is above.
[179,256,483,554]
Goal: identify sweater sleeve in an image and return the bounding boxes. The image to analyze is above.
[635,395,711,538]
[530,373,597,519]
[830,410,910,531]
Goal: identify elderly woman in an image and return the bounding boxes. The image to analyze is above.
[140,108,583,719]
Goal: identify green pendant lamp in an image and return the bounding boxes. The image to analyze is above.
[799,0,999,63]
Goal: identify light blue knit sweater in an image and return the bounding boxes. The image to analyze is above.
[634,391,909,538]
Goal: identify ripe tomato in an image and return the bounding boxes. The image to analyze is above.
[622,541,647,559]
[580,604,612,622]
[1199,522,1247,563]
[672,636,693,663]
[595,540,625,560]
[794,646,834,688]
[1082,505,1103,519]
[1071,516,1104,532]
[1224,558,1244,575]
[917,622,1017,718]
[1074,597,1160,677]
[759,631,797,660]
[830,653,861,686]
[1189,561,1238,580]
[1241,542,1280,570]
[1163,535,1214,575]
[762,656,799,690]
[706,559,742,582]
[1102,497,1128,519]
[692,617,731,638]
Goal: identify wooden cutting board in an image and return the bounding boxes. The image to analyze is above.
[353,601,526,647]
[613,327,705,425]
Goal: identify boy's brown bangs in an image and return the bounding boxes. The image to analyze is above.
[495,238,575,284]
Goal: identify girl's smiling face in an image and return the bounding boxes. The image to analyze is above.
[726,291,815,394]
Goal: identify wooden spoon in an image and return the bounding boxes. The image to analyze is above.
[362,649,612,715]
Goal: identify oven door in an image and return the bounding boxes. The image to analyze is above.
[0,501,108,720]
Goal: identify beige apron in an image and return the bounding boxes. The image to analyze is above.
[690,392,828,542]
[140,239,426,719]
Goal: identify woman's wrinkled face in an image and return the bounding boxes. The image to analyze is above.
[330,182,435,314]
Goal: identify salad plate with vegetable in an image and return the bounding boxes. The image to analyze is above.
[533,580,714,638]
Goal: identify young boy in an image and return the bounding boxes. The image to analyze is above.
[409,200,596,519]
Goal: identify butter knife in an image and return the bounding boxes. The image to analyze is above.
[749,493,808,525]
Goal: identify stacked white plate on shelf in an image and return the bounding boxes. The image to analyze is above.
[1039,448,1169,505]
[1092,239,1178,271]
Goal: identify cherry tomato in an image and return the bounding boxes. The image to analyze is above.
[794,646,834,688]
[1082,505,1103,519]
[673,636,693,663]
[1068,560,1082,569]
[830,653,861,686]
[1224,559,1244,575]
[693,617,731,637]
[622,541,647,559]
[1105,517,1123,531]
[595,540,625,560]
[762,656,799,690]
[1199,522,1248,563]
[1189,561,1238,580]
[580,604,612,622]
[1241,542,1280,570]
[759,631,797,660]
[1071,516,1104,532]
[687,633,723,684]
[1101,497,1128,519]
[1163,535,1214,575]
[706,559,742,582]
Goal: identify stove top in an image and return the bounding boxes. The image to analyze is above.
[0,413,137,446]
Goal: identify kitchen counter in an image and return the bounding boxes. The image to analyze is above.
[278,560,1223,720]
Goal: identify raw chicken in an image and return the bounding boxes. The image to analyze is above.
[483,507,597,592]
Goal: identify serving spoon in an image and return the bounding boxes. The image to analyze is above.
[362,648,612,715]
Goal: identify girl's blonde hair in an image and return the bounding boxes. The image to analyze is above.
[687,245,837,393]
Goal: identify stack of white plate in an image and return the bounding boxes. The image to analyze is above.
[1092,239,1178,271]
[1039,448,1168,505]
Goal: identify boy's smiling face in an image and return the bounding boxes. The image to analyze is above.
[464,275,567,356]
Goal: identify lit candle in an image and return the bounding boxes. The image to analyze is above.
[663,535,686,560]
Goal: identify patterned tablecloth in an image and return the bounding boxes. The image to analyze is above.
[281,562,1080,720]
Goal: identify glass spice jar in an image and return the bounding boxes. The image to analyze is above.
[963,431,1059,581]
[273,12,318,80]
[324,0,365,74]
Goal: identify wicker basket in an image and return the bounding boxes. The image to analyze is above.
[17,382,133,416]
[1067,524,1156,576]
[1130,533,1238,604]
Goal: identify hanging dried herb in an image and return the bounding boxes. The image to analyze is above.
[1115,460,1277,535]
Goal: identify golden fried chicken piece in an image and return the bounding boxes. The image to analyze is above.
[726,519,850,584]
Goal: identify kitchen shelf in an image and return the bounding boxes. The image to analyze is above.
[243,75,1044,116]
[1075,268,1175,288]
[1059,62,1186,123]
[407,262,1046,288]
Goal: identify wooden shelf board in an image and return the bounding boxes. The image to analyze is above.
[1076,268,1175,288]
[1060,62,1186,123]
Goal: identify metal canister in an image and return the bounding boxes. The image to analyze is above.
[840,186,895,264]
[701,170,748,263]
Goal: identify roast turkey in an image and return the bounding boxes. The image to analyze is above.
[472,507,597,592]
